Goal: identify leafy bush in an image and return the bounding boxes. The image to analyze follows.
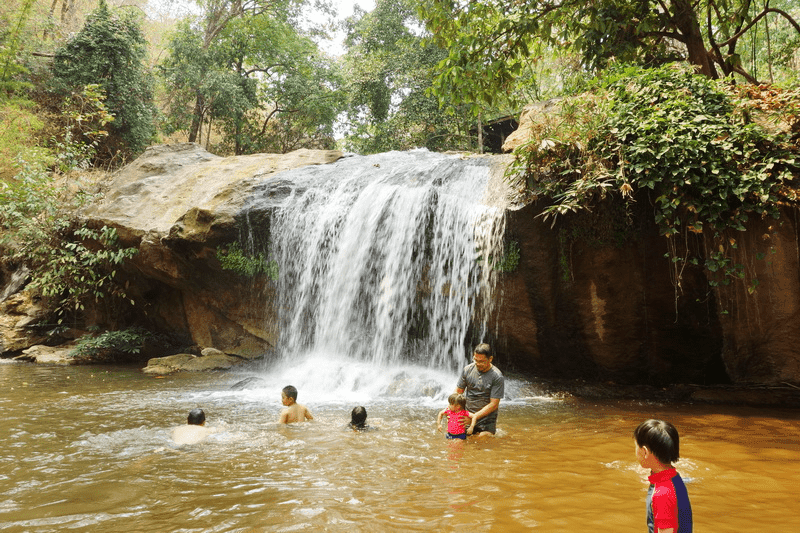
[50,0,156,164]
[70,327,152,361]
[0,0,35,96]
[50,84,114,173]
[0,160,138,322]
[0,97,51,179]
[511,64,799,236]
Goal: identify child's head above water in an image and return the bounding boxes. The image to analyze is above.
[633,419,680,466]
[448,392,466,411]
[187,408,206,425]
[281,385,298,404]
[351,406,368,427]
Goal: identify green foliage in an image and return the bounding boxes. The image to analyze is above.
[51,0,157,163]
[0,160,138,322]
[159,0,341,155]
[0,96,51,178]
[340,0,479,153]
[215,17,344,154]
[0,0,35,95]
[418,0,546,115]
[51,84,114,172]
[217,241,278,280]
[493,241,520,273]
[418,0,800,110]
[509,64,800,287]
[512,65,799,233]
[70,327,152,361]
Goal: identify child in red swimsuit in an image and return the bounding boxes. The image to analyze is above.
[437,393,472,439]
[634,419,693,533]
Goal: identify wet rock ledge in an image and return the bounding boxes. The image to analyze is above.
[532,378,800,408]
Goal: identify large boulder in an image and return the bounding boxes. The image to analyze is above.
[14,343,78,365]
[502,99,564,153]
[142,350,247,374]
[0,291,49,354]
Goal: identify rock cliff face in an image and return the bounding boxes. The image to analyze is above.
[493,198,800,385]
[708,208,800,383]
[494,102,800,385]
[494,200,725,384]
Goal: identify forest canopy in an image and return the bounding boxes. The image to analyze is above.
[1,0,798,164]
[419,0,800,113]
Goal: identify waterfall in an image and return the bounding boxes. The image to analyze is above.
[238,150,506,401]
[267,150,505,373]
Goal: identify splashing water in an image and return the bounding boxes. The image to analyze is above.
[250,150,505,396]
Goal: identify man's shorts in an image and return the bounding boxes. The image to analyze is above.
[472,419,496,434]
[447,432,467,440]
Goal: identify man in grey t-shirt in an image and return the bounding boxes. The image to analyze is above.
[455,343,504,436]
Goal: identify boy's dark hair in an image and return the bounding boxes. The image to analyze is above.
[633,419,680,465]
[474,343,492,358]
[187,408,206,425]
[282,385,298,401]
[448,392,466,409]
[351,406,367,427]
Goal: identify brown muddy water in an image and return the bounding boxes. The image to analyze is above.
[1,360,798,532]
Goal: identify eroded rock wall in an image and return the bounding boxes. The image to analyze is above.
[707,207,800,382]
[493,199,725,384]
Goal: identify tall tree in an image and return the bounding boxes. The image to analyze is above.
[51,0,156,162]
[179,0,308,143]
[160,4,343,154]
[340,0,478,153]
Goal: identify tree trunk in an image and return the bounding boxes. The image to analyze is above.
[477,113,484,154]
[188,94,204,143]
[672,0,715,78]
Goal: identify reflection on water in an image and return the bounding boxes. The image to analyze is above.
[1,361,799,532]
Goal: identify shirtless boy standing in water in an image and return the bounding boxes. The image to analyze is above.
[279,385,314,424]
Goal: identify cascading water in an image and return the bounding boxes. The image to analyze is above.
[246,149,506,402]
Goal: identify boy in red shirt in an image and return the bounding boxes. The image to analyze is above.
[633,419,693,533]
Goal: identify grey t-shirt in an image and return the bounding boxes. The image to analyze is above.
[456,363,504,424]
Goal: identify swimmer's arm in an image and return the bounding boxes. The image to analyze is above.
[304,408,314,421]
[279,409,289,424]
[455,387,465,394]
[436,409,446,431]
[467,398,500,434]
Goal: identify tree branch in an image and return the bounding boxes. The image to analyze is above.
[715,8,800,49]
